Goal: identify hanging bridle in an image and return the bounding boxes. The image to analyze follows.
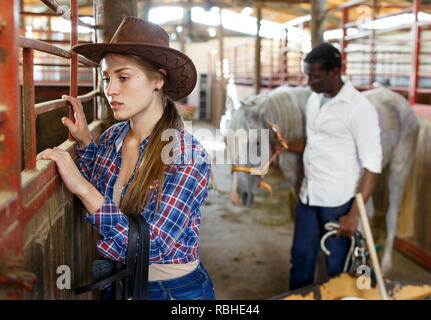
[231,118,289,197]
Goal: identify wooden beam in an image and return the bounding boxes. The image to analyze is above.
[310,0,326,47]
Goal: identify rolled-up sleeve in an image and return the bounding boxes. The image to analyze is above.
[350,98,382,174]
[86,196,129,262]
[77,141,99,181]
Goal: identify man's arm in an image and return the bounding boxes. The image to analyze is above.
[336,168,380,238]
[287,137,307,154]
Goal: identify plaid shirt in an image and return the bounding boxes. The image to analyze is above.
[77,120,211,264]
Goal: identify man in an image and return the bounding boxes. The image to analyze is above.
[287,43,382,290]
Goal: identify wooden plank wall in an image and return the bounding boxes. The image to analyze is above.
[22,184,100,299]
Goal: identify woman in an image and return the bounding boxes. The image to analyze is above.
[36,17,215,300]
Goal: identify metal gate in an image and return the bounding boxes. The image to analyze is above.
[0,0,103,299]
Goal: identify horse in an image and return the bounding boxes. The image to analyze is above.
[225,84,419,274]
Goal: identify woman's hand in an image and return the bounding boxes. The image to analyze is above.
[36,147,89,197]
[61,95,92,149]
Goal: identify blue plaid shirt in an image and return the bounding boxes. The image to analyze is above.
[77,120,211,264]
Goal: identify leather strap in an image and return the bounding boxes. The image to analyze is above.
[131,215,150,300]
[74,266,132,295]
[121,214,139,299]
[74,213,145,299]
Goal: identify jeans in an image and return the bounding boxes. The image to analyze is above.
[289,197,354,291]
[148,261,216,300]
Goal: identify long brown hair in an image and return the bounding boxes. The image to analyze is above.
[117,54,183,217]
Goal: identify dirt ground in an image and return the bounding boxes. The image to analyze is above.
[192,121,431,300]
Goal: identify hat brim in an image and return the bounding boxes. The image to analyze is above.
[72,43,197,101]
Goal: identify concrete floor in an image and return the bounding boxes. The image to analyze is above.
[192,121,431,300]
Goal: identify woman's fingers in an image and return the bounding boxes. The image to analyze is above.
[62,95,85,122]
[61,116,77,132]
[36,148,53,160]
[36,147,67,161]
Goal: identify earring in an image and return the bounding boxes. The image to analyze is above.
[154,87,159,92]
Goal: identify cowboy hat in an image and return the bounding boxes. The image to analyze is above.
[72,17,197,101]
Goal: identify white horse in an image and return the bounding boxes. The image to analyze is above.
[226,84,419,274]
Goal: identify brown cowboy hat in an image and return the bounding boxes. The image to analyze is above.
[72,17,197,101]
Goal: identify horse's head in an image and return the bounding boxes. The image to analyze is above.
[226,93,271,207]
[226,85,312,207]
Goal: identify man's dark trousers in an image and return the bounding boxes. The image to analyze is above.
[289,197,354,291]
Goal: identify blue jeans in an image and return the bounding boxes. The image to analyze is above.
[148,262,216,300]
[289,198,354,291]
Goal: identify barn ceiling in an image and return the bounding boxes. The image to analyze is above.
[22,0,424,33]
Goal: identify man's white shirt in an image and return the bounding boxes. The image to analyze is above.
[299,81,382,207]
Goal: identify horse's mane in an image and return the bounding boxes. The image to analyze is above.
[229,85,311,141]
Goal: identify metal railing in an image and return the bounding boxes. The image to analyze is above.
[0,0,102,269]
[214,0,431,116]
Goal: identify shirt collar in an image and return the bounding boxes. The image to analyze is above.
[114,120,130,153]
[325,80,354,104]
[113,118,184,154]
[113,120,150,153]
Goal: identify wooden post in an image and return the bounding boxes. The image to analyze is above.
[310,0,327,48]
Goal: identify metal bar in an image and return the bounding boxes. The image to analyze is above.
[20,62,93,68]
[417,20,431,29]
[0,0,23,268]
[0,0,22,192]
[18,37,98,67]
[92,0,99,121]
[40,0,96,29]
[283,29,288,84]
[21,121,103,227]
[69,0,78,141]
[254,6,262,94]
[269,38,274,89]
[341,7,349,75]
[0,107,7,123]
[34,89,99,115]
[32,39,92,45]
[409,0,420,105]
[20,11,92,18]
[327,0,368,12]
[369,0,377,87]
[22,48,36,171]
[343,6,412,28]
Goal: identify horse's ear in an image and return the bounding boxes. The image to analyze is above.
[225,95,236,113]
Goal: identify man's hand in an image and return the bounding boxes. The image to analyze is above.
[287,137,306,154]
[336,211,359,238]
[336,169,379,238]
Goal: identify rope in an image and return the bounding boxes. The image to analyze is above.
[320,221,367,274]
